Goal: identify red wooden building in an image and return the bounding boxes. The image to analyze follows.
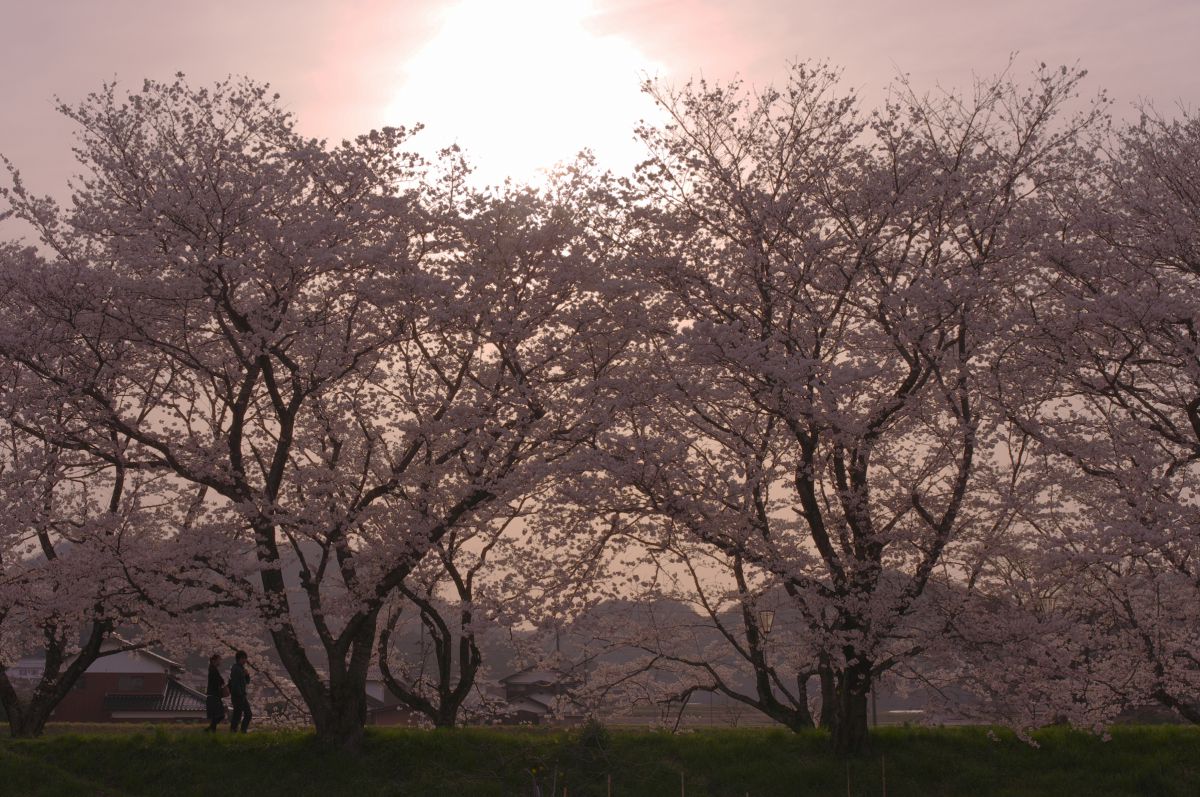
[6,640,206,724]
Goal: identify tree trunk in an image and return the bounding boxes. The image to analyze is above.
[377,595,483,730]
[268,610,378,751]
[3,681,82,738]
[759,694,814,732]
[319,617,377,751]
[747,661,814,731]
[790,673,816,730]
[818,656,837,729]
[1154,689,1200,725]
[0,691,45,739]
[0,620,109,738]
[783,708,815,731]
[830,661,871,756]
[312,690,368,750]
[302,663,372,750]
[4,704,51,739]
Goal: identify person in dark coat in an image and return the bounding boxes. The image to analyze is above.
[205,654,226,732]
[229,650,252,733]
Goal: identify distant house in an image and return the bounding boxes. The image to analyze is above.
[498,666,584,724]
[5,639,206,724]
[364,678,425,726]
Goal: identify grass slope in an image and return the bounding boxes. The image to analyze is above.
[1,724,1197,796]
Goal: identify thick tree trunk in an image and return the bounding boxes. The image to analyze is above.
[311,690,368,749]
[5,707,51,739]
[829,661,872,756]
[268,610,378,751]
[433,705,459,729]
[255,513,382,751]
[297,667,371,750]
[0,620,109,738]
[3,676,90,738]
[320,622,377,750]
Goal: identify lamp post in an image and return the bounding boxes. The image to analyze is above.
[757,608,775,636]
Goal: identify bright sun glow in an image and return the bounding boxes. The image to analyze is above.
[385,0,663,186]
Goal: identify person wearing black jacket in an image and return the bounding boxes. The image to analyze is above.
[205,654,226,732]
[228,650,252,733]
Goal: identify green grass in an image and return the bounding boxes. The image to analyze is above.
[0,724,1197,796]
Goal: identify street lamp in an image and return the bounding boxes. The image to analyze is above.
[757,608,775,635]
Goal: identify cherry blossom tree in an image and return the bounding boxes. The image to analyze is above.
[0,243,264,737]
[997,109,1200,724]
[0,77,633,748]
[575,526,825,731]
[597,61,1104,753]
[375,498,535,728]
[0,337,152,736]
[4,61,1188,750]
[890,435,1130,732]
[0,423,125,736]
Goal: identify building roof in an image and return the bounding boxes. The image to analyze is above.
[507,697,553,715]
[104,635,185,672]
[5,636,185,678]
[500,666,581,686]
[103,678,206,714]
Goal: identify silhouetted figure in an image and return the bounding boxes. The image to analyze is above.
[205,653,226,732]
[229,650,252,733]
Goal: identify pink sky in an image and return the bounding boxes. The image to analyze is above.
[1,0,1197,211]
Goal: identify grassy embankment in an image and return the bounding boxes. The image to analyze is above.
[1,724,1198,796]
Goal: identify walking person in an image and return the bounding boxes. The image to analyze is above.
[205,653,227,732]
[229,650,253,733]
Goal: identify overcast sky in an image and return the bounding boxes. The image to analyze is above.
[1,0,1197,206]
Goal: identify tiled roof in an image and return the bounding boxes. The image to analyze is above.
[104,635,185,671]
[500,666,582,686]
[103,678,207,713]
[509,695,553,713]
